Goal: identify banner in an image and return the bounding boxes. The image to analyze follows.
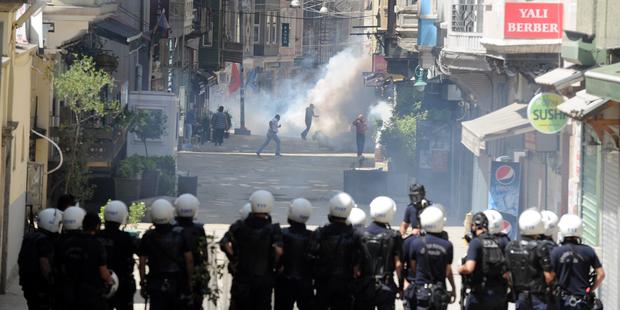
[488,161,521,240]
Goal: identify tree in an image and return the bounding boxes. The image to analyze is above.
[54,55,119,200]
[130,109,167,157]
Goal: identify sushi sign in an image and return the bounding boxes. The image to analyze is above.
[504,2,563,39]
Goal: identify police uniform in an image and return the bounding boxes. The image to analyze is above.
[98,225,137,310]
[175,217,209,310]
[402,200,431,231]
[354,222,402,310]
[409,232,453,310]
[551,240,602,310]
[401,234,418,310]
[274,221,314,310]
[18,229,56,310]
[464,233,508,310]
[310,221,358,310]
[227,215,283,310]
[55,231,108,310]
[505,236,553,310]
[495,233,511,250]
[138,224,193,310]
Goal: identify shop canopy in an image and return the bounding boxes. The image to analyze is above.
[535,67,584,90]
[461,103,535,156]
[558,90,609,120]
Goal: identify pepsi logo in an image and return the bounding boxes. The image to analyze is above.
[495,165,516,185]
[501,220,512,235]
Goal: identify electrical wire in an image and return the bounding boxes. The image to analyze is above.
[31,129,63,175]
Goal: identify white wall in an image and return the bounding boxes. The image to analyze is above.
[127,91,179,157]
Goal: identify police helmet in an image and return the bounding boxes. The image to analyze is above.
[104,200,128,224]
[328,192,355,219]
[239,203,252,220]
[102,270,119,299]
[62,206,86,231]
[483,209,503,234]
[288,198,313,224]
[369,196,397,224]
[409,183,425,201]
[540,210,559,237]
[347,207,367,227]
[558,214,583,238]
[175,193,200,218]
[37,208,63,233]
[249,190,274,214]
[420,206,445,233]
[519,209,545,236]
[150,199,175,224]
[472,212,489,230]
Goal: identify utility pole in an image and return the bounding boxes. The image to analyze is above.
[235,0,251,135]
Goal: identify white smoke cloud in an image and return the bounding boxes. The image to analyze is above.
[212,48,376,146]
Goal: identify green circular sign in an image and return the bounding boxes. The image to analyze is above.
[527,92,567,134]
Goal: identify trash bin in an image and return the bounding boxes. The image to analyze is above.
[178,175,198,196]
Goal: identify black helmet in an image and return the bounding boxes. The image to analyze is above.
[472,212,489,229]
[409,184,426,196]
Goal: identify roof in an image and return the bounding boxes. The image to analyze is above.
[535,67,583,89]
[93,19,141,44]
[558,90,609,120]
[461,103,535,156]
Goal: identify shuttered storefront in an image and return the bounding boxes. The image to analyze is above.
[601,150,620,308]
[580,143,601,246]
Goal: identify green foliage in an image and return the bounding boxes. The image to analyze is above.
[380,115,419,169]
[116,155,176,195]
[201,233,228,304]
[130,110,167,157]
[128,201,146,224]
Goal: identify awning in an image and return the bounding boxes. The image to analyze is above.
[558,90,609,120]
[461,103,535,156]
[93,19,142,45]
[535,67,583,90]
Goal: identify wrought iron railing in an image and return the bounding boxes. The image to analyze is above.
[451,3,484,33]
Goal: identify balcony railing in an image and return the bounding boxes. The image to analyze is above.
[451,3,483,33]
[47,0,116,6]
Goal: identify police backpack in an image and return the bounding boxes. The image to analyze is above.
[479,233,506,283]
[505,240,546,293]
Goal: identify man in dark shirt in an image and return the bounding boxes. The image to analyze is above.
[301,104,318,140]
[551,214,605,310]
[56,210,114,310]
[352,114,368,157]
[211,106,228,146]
[222,190,283,310]
[310,192,358,310]
[18,208,63,310]
[98,201,137,310]
[139,199,194,310]
[409,206,456,310]
[275,198,314,310]
[400,184,430,236]
[401,233,417,310]
[458,212,508,310]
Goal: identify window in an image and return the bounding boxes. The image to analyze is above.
[267,12,278,44]
[253,24,260,43]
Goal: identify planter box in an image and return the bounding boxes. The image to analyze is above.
[114,178,141,205]
[140,170,161,199]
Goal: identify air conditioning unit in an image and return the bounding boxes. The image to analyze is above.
[441,84,462,101]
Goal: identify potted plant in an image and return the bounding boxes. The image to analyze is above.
[114,157,142,204]
[140,156,160,199]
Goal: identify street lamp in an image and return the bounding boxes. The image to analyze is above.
[320,3,329,13]
[413,66,427,92]
[291,0,301,8]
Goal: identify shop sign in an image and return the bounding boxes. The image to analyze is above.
[504,2,563,39]
[372,54,387,74]
[527,92,567,134]
[281,23,290,47]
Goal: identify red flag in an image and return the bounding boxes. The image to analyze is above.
[228,63,241,94]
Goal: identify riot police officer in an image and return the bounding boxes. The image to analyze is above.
[310,192,358,309]
[18,208,63,310]
[56,209,116,310]
[401,230,418,310]
[222,190,283,310]
[483,209,510,248]
[354,196,402,310]
[458,212,508,310]
[138,199,194,310]
[275,198,314,310]
[174,194,209,310]
[505,209,555,310]
[99,201,137,310]
[551,214,605,310]
[348,207,367,230]
[540,210,559,248]
[400,184,430,236]
[409,206,456,310]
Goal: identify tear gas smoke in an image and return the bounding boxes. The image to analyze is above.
[214,48,385,150]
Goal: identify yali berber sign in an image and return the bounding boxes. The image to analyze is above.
[505,2,563,39]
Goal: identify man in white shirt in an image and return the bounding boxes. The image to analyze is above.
[257,114,282,157]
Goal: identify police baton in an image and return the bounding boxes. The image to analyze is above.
[144,295,149,310]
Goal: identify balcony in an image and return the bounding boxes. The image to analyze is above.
[480,0,563,55]
[43,0,118,51]
[444,3,485,54]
